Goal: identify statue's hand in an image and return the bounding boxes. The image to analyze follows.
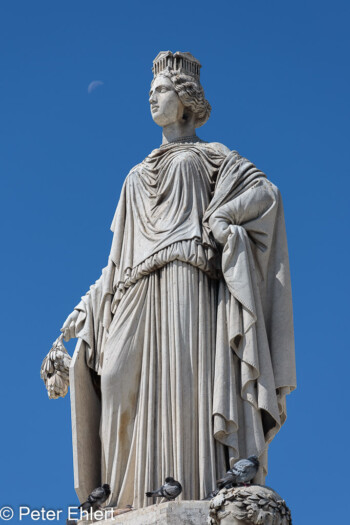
[209,213,231,246]
[61,309,80,342]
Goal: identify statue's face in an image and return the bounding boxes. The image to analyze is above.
[149,75,184,127]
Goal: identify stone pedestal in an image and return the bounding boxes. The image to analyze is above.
[74,486,292,524]
[77,500,210,524]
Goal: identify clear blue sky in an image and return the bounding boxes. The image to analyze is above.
[1,1,349,523]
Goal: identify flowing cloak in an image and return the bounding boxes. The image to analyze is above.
[69,141,296,505]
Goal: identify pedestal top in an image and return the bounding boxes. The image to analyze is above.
[77,500,210,525]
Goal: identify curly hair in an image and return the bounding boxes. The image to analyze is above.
[153,69,211,128]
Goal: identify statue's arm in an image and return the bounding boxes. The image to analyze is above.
[60,289,94,342]
[61,309,80,341]
[60,267,106,342]
[41,270,106,399]
[42,180,126,397]
[209,177,277,249]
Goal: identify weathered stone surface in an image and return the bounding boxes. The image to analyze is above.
[78,500,210,524]
[208,485,292,525]
[40,335,71,399]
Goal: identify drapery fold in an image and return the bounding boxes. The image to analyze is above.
[100,261,223,507]
[69,142,296,506]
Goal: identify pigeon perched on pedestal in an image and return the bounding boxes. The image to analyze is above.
[79,483,111,511]
[202,488,219,500]
[217,455,260,489]
[146,477,182,500]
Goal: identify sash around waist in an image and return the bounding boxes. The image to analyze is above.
[111,239,220,313]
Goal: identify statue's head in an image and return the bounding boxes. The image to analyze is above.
[149,51,211,129]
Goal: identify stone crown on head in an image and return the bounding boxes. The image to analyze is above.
[152,51,201,79]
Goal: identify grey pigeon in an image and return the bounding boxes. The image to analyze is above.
[146,477,182,500]
[217,455,259,489]
[79,483,111,511]
[202,488,219,500]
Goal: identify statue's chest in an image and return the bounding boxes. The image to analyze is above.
[137,162,213,211]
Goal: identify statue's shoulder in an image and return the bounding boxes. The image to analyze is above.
[199,141,232,156]
[124,163,143,183]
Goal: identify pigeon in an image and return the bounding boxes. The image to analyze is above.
[217,455,260,489]
[202,488,219,500]
[79,483,111,511]
[146,477,182,500]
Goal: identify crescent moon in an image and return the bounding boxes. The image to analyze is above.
[87,80,104,94]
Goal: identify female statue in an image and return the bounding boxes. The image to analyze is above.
[50,51,296,509]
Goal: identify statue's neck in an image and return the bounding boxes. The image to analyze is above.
[161,120,196,145]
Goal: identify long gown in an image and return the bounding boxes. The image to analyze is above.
[69,140,296,508]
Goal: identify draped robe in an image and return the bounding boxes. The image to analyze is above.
[69,141,296,508]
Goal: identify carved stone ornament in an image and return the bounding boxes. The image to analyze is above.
[208,485,292,525]
[40,335,71,399]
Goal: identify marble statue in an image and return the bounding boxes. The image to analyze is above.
[41,51,296,511]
